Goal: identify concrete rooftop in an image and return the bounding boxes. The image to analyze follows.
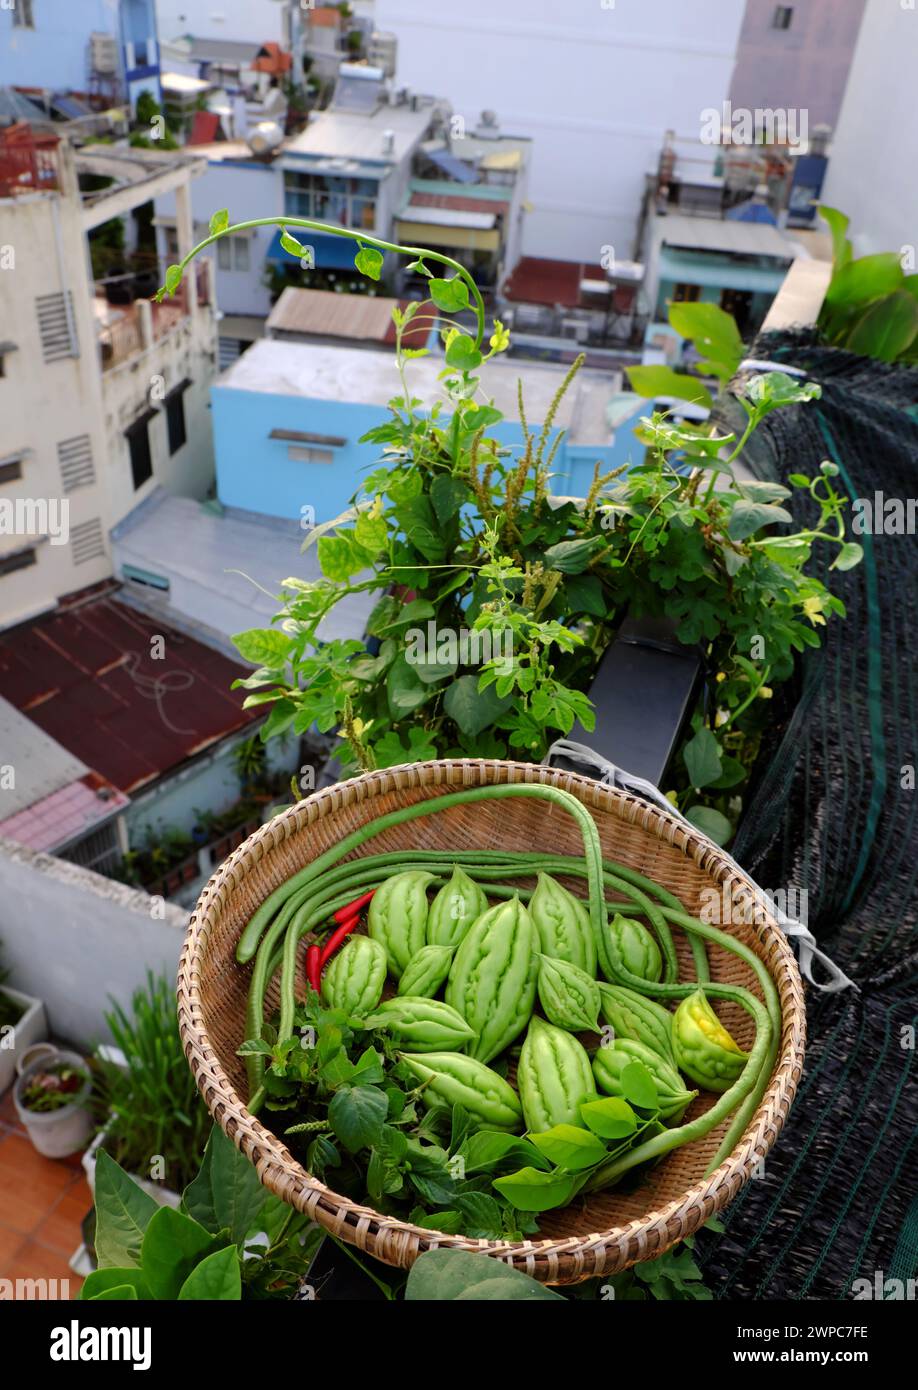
[217,338,621,446]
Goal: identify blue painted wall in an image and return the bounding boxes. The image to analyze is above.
[211,383,632,524]
[0,0,158,103]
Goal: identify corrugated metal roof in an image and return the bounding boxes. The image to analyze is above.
[267,286,398,341]
[503,257,607,308]
[397,204,496,231]
[657,214,794,260]
[0,591,260,794]
[411,190,507,217]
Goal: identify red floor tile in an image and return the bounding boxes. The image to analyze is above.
[0,1221,26,1271]
[0,1132,80,1234]
[4,1238,81,1297]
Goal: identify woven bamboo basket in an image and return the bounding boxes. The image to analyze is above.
[177,759,806,1285]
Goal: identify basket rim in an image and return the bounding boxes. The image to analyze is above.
[177,758,806,1283]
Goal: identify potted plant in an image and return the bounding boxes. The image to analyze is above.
[14,1045,93,1157]
[0,941,48,1095]
[84,972,211,1207]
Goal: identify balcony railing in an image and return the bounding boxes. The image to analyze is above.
[0,124,60,199]
[97,266,210,371]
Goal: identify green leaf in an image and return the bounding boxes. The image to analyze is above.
[824,252,904,315]
[543,536,605,574]
[141,1207,225,1300]
[619,1061,658,1109]
[563,573,608,617]
[667,302,744,380]
[327,1084,389,1154]
[387,651,433,715]
[430,473,471,525]
[429,276,470,312]
[279,230,303,257]
[727,500,793,541]
[626,365,712,409]
[354,246,384,281]
[93,1151,159,1270]
[79,1267,151,1301]
[846,290,918,363]
[457,1130,551,1175]
[354,509,388,554]
[528,1125,608,1171]
[707,754,747,790]
[443,674,512,737]
[231,627,289,667]
[819,205,851,273]
[177,1245,242,1301]
[579,1096,638,1140]
[685,805,734,845]
[181,1126,268,1246]
[445,334,483,371]
[317,532,373,580]
[89,1284,139,1300]
[163,263,183,296]
[492,1167,578,1212]
[209,208,230,235]
[736,480,791,504]
[682,727,723,789]
[393,497,446,562]
[405,1248,564,1301]
[831,541,864,572]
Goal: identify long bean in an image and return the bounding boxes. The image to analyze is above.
[236,783,608,964]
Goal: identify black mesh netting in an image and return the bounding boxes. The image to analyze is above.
[695,332,918,1299]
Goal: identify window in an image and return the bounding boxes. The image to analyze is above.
[0,459,23,486]
[165,381,189,454]
[217,237,250,272]
[287,445,334,466]
[0,546,36,577]
[127,417,153,489]
[773,6,793,29]
[284,173,377,230]
[672,283,702,303]
[12,0,35,28]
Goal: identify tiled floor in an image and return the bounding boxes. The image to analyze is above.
[0,1087,87,1297]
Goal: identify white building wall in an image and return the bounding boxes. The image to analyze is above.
[0,837,186,1048]
[157,160,284,319]
[374,0,745,263]
[155,0,284,45]
[821,0,918,257]
[0,176,112,629]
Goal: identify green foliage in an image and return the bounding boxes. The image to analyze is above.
[93,973,211,1193]
[83,1132,323,1301]
[226,298,856,842]
[405,1248,564,1300]
[817,205,918,362]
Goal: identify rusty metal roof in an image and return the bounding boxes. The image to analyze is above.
[0,588,260,794]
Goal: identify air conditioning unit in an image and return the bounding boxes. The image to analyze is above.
[90,32,119,75]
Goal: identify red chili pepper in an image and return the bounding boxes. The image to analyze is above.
[306,944,321,992]
[332,889,377,925]
[318,914,361,968]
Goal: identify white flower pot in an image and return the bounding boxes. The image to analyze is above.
[13,1047,93,1158]
[0,986,47,1095]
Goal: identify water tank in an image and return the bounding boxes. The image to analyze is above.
[368,31,397,79]
[90,32,119,75]
[247,120,284,158]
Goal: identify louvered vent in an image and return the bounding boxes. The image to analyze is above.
[71,517,105,566]
[57,435,95,493]
[35,291,78,362]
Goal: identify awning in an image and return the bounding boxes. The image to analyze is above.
[395,218,499,252]
[658,248,789,295]
[265,227,370,271]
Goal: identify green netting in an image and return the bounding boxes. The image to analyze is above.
[696,332,918,1300]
